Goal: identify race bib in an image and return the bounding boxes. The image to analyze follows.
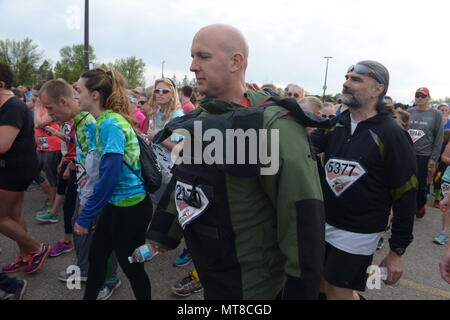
[76,163,87,188]
[442,182,450,199]
[63,123,72,136]
[408,129,426,144]
[175,181,210,230]
[325,158,367,197]
[38,136,49,149]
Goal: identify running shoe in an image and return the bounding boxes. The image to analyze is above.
[27,182,41,192]
[173,248,192,267]
[35,209,59,223]
[14,280,28,300]
[415,206,426,219]
[433,232,449,245]
[2,255,28,273]
[35,200,51,215]
[0,289,11,300]
[376,237,384,250]
[172,271,203,297]
[97,279,122,300]
[24,243,51,274]
[0,280,28,300]
[50,241,73,257]
[58,270,88,283]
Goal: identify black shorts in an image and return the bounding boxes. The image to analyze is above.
[57,161,70,195]
[37,150,62,187]
[323,242,374,292]
[0,165,38,192]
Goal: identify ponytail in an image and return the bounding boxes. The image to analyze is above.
[105,71,137,128]
[81,68,137,129]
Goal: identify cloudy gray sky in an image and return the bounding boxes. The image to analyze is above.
[1,0,449,103]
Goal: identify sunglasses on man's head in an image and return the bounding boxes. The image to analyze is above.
[287,92,300,98]
[347,64,383,84]
[415,93,428,99]
[154,88,171,95]
[321,114,336,119]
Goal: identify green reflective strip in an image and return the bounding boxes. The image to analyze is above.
[369,129,385,159]
[112,194,146,207]
[391,175,418,202]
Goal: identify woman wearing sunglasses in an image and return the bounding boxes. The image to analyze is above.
[128,90,146,133]
[284,83,305,105]
[146,78,184,205]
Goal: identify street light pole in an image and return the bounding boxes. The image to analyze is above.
[322,56,333,102]
[162,60,166,78]
[83,0,90,71]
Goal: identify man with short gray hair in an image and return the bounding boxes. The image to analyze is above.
[311,60,417,300]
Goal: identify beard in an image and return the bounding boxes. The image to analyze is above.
[341,90,364,110]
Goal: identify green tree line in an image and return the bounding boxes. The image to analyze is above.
[0,38,152,88]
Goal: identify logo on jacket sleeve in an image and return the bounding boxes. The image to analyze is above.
[325,158,367,197]
[407,129,426,144]
[175,181,210,229]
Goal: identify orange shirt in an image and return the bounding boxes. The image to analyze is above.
[240,96,251,108]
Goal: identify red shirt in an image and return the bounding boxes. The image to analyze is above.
[182,101,196,114]
[141,116,150,134]
[240,96,251,108]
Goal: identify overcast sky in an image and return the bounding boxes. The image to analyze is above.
[1,0,449,103]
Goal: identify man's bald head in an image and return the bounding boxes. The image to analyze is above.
[194,24,249,70]
[190,24,249,101]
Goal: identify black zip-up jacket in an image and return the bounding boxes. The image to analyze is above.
[310,110,417,250]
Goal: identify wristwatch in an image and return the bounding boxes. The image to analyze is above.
[391,247,406,256]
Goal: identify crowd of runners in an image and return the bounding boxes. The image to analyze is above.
[1,24,450,300]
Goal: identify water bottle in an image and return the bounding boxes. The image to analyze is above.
[380,267,400,287]
[379,267,388,281]
[128,244,158,263]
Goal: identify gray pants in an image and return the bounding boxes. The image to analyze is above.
[73,197,119,284]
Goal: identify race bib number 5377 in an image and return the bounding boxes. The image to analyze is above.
[325,159,366,197]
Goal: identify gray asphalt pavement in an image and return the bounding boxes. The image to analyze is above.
[0,187,201,300]
[1,187,450,300]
